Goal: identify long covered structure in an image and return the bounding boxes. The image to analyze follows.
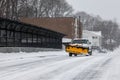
[0,17,65,49]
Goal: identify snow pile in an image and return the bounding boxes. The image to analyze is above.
[0,50,66,61]
[99,46,120,80]
[112,46,120,54]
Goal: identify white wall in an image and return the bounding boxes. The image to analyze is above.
[82,30,102,48]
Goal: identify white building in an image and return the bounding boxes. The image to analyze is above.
[82,30,102,49]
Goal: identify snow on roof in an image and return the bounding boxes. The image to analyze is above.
[83,30,102,37]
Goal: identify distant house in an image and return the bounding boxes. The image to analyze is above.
[82,30,102,50]
[20,17,82,39]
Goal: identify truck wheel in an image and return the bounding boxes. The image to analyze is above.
[88,51,92,55]
[69,53,72,57]
[74,54,77,56]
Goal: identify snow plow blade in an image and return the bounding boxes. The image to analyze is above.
[65,45,89,56]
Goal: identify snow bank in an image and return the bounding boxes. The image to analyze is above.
[0,50,66,61]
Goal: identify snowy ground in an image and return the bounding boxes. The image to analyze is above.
[0,48,120,80]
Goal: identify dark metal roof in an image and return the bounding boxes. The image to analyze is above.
[0,17,65,37]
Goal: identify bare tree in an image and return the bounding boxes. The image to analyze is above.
[75,11,101,30]
[0,0,73,19]
[75,11,120,50]
[18,0,33,18]
[0,0,6,17]
[38,0,73,17]
[0,0,18,20]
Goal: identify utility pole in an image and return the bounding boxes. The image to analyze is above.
[74,17,78,39]
[74,16,82,39]
[78,16,82,38]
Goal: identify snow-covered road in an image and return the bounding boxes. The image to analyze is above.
[0,49,120,80]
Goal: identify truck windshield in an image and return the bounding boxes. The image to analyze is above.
[72,40,88,44]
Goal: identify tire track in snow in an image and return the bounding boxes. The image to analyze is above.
[36,56,94,80]
[0,55,69,78]
[0,55,64,68]
[11,56,100,80]
[73,57,112,80]
[51,56,112,80]
[0,56,93,80]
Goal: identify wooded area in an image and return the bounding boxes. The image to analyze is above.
[0,0,73,20]
[75,12,120,50]
[0,0,120,50]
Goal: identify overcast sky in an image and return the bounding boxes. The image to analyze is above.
[66,0,120,23]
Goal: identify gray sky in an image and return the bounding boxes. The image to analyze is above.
[66,0,120,23]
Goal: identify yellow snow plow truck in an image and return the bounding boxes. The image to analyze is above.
[65,39,92,56]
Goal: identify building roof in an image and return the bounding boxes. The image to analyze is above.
[20,17,76,38]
